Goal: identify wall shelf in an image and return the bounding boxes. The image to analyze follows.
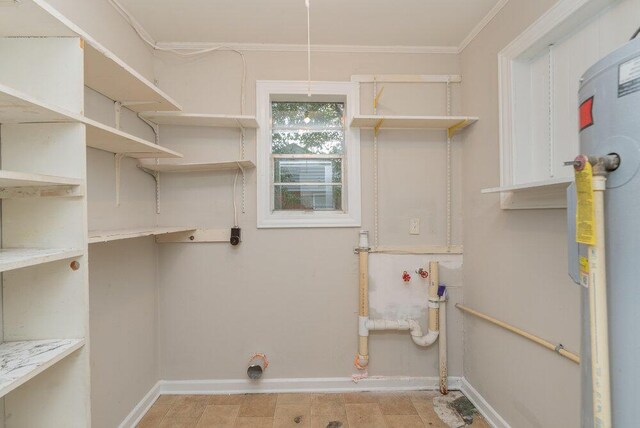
[138,160,255,173]
[482,177,573,209]
[0,339,85,398]
[0,170,82,189]
[0,248,84,273]
[88,227,197,244]
[0,84,182,159]
[350,115,478,131]
[0,0,181,112]
[139,112,259,128]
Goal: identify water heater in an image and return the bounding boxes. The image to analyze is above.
[568,36,640,427]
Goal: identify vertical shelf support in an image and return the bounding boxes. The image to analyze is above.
[114,153,127,207]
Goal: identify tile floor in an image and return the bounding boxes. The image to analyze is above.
[136,391,490,428]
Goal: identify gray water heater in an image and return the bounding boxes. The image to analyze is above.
[568,36,640,427]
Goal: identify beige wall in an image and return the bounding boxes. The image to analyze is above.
[460,0,639,426]
[153,51,467,380]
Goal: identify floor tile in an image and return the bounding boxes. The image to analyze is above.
[310,394,346,417]
[341,392,378,404]
[158,418,200,428]
[273,404,311,427]
[137,404,172,427]
[234,416,274,427]
[277,393,316,405]
[165,397,208,419]
[156,395,182,406]
[196,405,240,427]
[385,415,425,428]
[376,394,417,415]
[310,415,350,428]
[208,394,247,405]
[344,403,387,428]
[238,394,278,417]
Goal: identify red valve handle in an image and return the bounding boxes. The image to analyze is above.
[419,269,428,279]
[402,271,411,282]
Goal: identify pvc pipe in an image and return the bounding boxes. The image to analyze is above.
[588,175,611,428]
[456,304,580,364]
[356,231,370,369]
[439,292,448,395]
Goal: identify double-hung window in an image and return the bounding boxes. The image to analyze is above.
[256,81,361,228]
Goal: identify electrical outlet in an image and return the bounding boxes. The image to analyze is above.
[409,218,420,235]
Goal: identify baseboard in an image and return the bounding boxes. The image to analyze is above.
[459,378,511,428]
[119,381,162,428]
[120,376,511,428]
[158,375,464,395]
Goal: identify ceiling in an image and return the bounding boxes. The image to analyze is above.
[116,0,504,49]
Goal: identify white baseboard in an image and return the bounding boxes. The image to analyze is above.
[459,378,511,428]
[157,376,463,395]
[120,376,509,428]
[118,381,162,428]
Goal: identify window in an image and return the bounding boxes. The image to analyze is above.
[256,81,361,228]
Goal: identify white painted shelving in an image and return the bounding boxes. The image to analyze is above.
[0,248,84,273]
[481,177,573,194]
[0,170,82,188]
[0,339,85,398]
[482,177,573,209]
[138,160,256,173]
[350,115,478,131]
[0,0,181,112]
[139,112,259,128]
[88,227,197,244]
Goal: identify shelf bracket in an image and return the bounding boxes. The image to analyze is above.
[374,118,384,137]
[447,118,470,139]
[114,100,160,130]
[373,86,385,110]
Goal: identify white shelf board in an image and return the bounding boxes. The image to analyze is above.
[84,117,182,159]
[350,115,479,130]
[88,227,197,244]
[139,112,259,128]
[0,84,182,158]
[0,0,181,112]
[139,160,256,173]
[481,177,573,193]
[0,248,84,273]
[0,170,82,188]
[0,339,84,398]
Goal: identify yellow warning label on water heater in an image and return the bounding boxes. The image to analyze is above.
[579,256,589,288]
[575,161,596,245]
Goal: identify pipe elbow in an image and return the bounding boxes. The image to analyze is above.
[408,320,439,347]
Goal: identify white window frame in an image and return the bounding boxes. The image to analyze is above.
[256,80,361,228]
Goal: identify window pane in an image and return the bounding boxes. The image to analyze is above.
[274,185,342,211]
[272,130,344,154]
[274,159,342,183]
[272,102,344,128]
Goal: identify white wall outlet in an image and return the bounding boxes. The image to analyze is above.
[409,218,420,235]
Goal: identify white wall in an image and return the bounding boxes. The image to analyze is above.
[153,50,467,381]
[460,1,640,427]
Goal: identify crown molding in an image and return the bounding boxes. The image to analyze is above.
[155,41,459,55]
[458,0,510,53]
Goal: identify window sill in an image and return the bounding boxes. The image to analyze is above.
[257,212,361,229]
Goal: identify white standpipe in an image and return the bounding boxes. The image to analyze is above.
[439,289,448,395]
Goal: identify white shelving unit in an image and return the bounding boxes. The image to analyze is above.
[0,0,182,112]
[0,170,82,188]
[89,227,196,244]
[139,112,259,128]
[481,177,573,209]
[138,160,255,173]
[350,115,478,132]
[0,339,85,398]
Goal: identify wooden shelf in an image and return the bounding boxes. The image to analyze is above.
[482,177,573,209]
[0,248,83,273]
[350,115,478,131]
[0,339,84,398]
[0,84,182,159]
[0,0,181,112]
[0,170,81,188]
[481,177,573,194]
[139,112,259,128]
[138,160,256,173]
[84,117,182,159]
[88,227,196,244]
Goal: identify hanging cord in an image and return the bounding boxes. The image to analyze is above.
[631,26,640,40]
[108,0,246,114]
[233,170,239,227]
[548,44,554,178]
[306,0,312,97]
[446,78,452,250]
[373,79,379,249]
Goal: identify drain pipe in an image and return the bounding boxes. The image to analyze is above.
[355,231,370,369]
[438,286,448,395]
